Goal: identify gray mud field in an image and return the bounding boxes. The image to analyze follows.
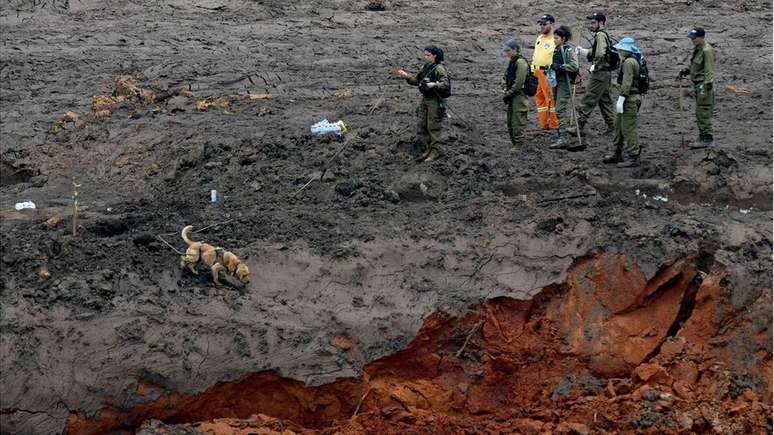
[1,0,772,433]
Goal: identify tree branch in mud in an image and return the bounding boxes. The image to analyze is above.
[156,235,183,255]
[456,320,484,358]
[71,177,80,236]
[352,388,371,418]
[292,133,358,197]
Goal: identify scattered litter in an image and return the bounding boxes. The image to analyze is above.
[40,216,60,230]
[15,201,36,210]
[212,96,230,108]
[210,190,218,203]
[195,100,210,111]
[247,93,273,100]
[724,84,752,94]
[740,208,751,214]
[311,119,348,136]
[635,189,648,199]
[653,195,669,202]
[330,89,354,99]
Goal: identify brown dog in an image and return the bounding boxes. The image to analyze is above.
[179,225,250,285]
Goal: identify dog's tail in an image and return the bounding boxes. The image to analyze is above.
[181,225,196,246]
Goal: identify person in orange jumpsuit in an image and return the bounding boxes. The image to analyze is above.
[531,14,559,130]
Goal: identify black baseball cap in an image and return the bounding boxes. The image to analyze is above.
[537,14,555,24]
[688,27,705,39]
[587,12,606,23]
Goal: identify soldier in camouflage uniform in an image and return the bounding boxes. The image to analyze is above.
[604,37,642,168]
[501,39,530,147]
[569,12,616,137]
[678,27,716,148]
[548,26,580,150]
[396,46,450,162]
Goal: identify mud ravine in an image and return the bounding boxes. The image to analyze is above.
[1,0,771,434]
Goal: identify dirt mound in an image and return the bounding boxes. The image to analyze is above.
[63,252,771,434]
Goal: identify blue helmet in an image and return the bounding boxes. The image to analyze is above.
[613,37,640,54]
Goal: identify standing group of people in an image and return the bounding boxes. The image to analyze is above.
[395,12,717,168]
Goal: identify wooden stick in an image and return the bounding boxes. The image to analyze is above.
[291,175,318,198]
[369,87,388,115]
[456,321,484,357]
[560,47,583,148]
[320,134,357,180]
[193,219,233,234]
[292,134,357,197]
[157,235,184,255]
[678,78,686,148]
[352,388,372,418]
[71,178,80,237]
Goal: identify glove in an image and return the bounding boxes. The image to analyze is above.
[616,96,625,114]
[551,62,563,71]
[576,47,590,57]
[502,93,513,104]
[678,68,690,78]
[589,64,596,73]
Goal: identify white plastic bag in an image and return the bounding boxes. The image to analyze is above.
[15,201,36,210]
[310,119,348,136]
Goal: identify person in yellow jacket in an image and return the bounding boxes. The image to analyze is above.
[532,14,559,130]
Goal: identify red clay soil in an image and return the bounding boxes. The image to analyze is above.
[66,251,772,434]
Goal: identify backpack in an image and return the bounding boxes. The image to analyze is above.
[634,53,650,94]
[603,32,620,71]
[505,56,537,97]
[524,67,538,97]
[617,54,651,94]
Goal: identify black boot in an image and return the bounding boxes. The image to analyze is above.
[616,154,641,168]
[549,130,568,149]
[566,120,585,136]
[603,150,623,164]
[690,134,710,149]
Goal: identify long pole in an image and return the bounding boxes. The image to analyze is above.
[560,46,583,148]
[677,77,685,148]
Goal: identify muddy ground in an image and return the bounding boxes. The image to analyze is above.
[0,0,772,433]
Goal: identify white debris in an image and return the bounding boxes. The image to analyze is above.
[740,209,751,214]
[310,119,348,136]
[15,201,36,210]
[653,195,669,202]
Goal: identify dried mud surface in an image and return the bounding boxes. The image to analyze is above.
[0,0,772,434]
